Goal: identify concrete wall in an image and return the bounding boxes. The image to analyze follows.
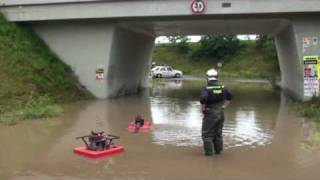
[292,18,320,100]
[32,21,154,98]
[32,21,114,98]
[107,27,155,97]
[2,0,320,22]
[275,24,302,99]
[276,18,320,101]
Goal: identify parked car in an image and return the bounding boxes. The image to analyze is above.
[151,66,183,78]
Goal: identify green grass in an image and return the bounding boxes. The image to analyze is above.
[0,95,64,125]
[293,98,320,146]
[220,46,280,79]
[0,14,90,125]
[152,45,214,76]
[152,42,280,79]
[293,97,320,123]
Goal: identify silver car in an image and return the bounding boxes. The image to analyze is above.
[151,66,183,78]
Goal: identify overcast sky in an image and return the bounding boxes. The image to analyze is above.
[155,35,257,44]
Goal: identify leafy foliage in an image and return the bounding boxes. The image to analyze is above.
[153,40,280,78]
[191,35,241,61]
[166,36,190,53]
[256,35,278,64]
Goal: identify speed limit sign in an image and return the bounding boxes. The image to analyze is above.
[191,0,206,14]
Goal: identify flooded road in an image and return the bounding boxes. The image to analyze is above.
[1,80,320,180]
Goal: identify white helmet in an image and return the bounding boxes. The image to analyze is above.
[206,69,218,80]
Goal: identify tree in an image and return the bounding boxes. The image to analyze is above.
[256,35,278,63]
[167,36,189,44]
[166,36,190,53]
[191,35,240,60]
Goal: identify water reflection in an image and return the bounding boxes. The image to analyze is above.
[301,120,320,150]
[150,80,277,148]
[224,109,272,148]
[3,79,320,180]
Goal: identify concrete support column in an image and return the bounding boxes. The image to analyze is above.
[275,18,320,101]
[275,23,302,100]
[107,27,155,97]
[32,21,155,98]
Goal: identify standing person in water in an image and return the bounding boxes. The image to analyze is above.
[200,69,233,156]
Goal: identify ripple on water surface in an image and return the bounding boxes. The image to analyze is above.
[150,97,274,149]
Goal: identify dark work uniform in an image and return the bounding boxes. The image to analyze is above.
[200,80,232,155]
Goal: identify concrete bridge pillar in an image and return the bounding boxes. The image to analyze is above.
[32,21,155,98]
[276,18,320,101]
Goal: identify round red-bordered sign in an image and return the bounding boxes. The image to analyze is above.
[191,0,206,14]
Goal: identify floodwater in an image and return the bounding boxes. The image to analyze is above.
[1,80,320,180]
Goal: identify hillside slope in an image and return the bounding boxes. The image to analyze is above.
[0,15,90,125]
[152,42,280,79]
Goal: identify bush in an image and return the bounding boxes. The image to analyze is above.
[166,36,190,53]
[191,35,241,61]
[256,35,278,64]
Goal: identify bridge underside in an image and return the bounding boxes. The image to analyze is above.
[25,15,320,100]
[31,20,154,98]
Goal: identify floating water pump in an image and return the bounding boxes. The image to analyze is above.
[128,115,152,133]
[128,121,152,132]
[74,131,124,158]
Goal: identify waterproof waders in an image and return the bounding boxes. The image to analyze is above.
[202,104,224,155]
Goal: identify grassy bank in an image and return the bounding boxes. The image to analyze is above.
[0,15,90,125]
[294,98,320,123]
[152,41,280,79]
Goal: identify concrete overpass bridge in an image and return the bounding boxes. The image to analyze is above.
[1,0,320,100]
